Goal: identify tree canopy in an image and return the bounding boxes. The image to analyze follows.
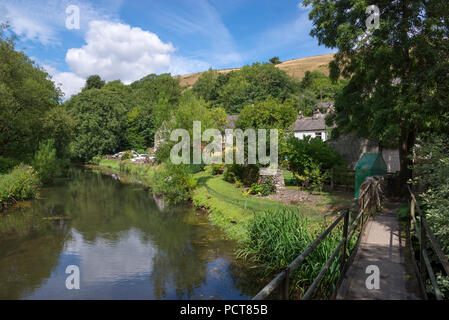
[0,27,62,160]
[304,0,449,188]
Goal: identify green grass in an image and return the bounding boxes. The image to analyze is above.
[0,164,41,210]
[192,171,325,242]
[237,207,356,299]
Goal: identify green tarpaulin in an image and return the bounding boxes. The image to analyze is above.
[354,153,387,198]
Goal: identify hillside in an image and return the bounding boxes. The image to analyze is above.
[176,53,335,88]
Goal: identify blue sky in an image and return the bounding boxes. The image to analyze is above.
[1,0,334,98]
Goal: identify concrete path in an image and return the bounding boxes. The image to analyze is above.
[336,201,422,300]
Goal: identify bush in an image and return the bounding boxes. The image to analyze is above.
[149,163,197,205]
[224,164,259,186]
[121,151,134,161]
[237,207,345,298]
[89,155,103,165]
[0,164,40,208]
[284,136,343,190]
[210,164,224,175]
[249,180,276,196]
[32,139,61,183]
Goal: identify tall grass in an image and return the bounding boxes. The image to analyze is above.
[0,164,41,210]
[237,207,348,299]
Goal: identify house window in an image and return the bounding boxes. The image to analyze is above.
[315,132,323,140]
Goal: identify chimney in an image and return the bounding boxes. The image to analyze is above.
[298,110,303,119]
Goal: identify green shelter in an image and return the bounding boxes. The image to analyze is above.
[354,153,387,198]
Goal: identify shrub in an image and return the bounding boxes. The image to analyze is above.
[210,164,224,175]
[0,164,40,208]
[284,136,342,190]
[149,163,197,205]
[237,207,345,298]
[32,139,61,183]
[249,183,264,195]
[121,151,134,161]
[89,155,103,165]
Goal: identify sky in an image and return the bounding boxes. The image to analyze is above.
[0,0,334,99]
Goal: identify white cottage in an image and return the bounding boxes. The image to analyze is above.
[293,110,331,141]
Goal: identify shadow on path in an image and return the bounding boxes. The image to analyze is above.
[337,201,422,300]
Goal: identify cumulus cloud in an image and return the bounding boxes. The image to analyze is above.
[66,21,176,83]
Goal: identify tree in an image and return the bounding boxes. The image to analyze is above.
[304,0,449,191]
[269,56,281,65]
[0,26,61,160]
[192,69,219,102]
[66,89,127,161]
[83,75,105,90]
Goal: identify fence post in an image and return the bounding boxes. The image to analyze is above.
[420,213,426,282]
[341,209,350,271]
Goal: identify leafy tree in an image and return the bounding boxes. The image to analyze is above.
[42,105,76,161]
[192,69,219,102]
[32,139,61,183]
[83,75,105,91]
[66,89,127,161]
[269,56,281,65]
[236,97,297,131]
[304,0,449,190]
[193,63,299,114]
[0,27,61,160]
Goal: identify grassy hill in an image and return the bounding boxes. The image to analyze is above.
[176,53,335,88]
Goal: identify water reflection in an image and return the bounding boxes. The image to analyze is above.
[0,169,262,299]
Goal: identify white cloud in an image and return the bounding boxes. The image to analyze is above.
[66,21,175,83]
[66,20,210,85]
[52,72,85,99]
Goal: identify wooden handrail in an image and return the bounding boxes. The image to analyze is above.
[252,178,379,300]
[407,185,449,300]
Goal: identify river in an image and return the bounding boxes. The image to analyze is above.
[0,168,262,300]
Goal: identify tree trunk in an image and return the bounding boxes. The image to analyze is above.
[398,122,416,197]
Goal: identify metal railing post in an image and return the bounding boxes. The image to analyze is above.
[341,209,349,270]
[420,214,426,282]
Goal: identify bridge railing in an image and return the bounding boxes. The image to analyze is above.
[252,177,382,300]
[408,185,449,300]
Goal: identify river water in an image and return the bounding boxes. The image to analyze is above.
[0,169,262,300]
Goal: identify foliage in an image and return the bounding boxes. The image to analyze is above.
[236,97,297,131]
[192,63,299,114]
[284,136,343,190]
[83,75,105,91]
[32,139,61,183]
[209,164,224,176]
[269,56,281,65]
[149,163,196,205]
[304,0,449,186]
[0,164,40,209]
[249,180,276,196]
[42,105,76,161]
[0,29,61,160]
[66,88,127,161]
[224,164,259,187]
[397,205,410,221]
[412,134,449,254]
[121,151,134,161]
[237,207,344,297]
[0,157,20,174]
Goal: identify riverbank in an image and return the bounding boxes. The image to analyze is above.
[95,160,341,242]
[0,165,40,212]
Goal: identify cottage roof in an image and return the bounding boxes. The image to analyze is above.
[293,115,327,132]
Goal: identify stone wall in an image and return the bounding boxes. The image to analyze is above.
[328,133,400,173]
